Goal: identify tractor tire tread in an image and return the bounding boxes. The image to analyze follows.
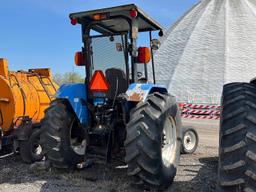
[40,99,84,169]
[218,82,256,191]
[125,92,181,189]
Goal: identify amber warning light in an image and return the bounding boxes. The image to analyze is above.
[89,70,109,93]
[138,47,151,64]
[74,52,84,66]
[92,13,108,21]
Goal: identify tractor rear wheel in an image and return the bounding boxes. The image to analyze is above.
[125,92,181,190]
[218,82,256,191]
[40,99,86,169]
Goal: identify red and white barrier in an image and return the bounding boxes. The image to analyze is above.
[180,103,221,120]
[181,114,220,120]
[182,109,220,115]
[182,103,221,110]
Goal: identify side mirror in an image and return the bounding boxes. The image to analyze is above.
[151,39,161,51]
[137,47,151,64]
[74,51,85,66]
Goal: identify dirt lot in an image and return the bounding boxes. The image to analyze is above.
[0,119,219,192]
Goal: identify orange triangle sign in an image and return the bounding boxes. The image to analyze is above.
[89,70,109,92]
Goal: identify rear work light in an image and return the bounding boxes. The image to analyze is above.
[89,70,109,93]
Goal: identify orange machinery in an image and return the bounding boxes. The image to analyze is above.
[0,58,59,163]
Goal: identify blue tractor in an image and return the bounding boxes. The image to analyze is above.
[40,4,182,189]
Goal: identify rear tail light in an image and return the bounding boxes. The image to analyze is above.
[130,9,138,18]
[71,18,78,25]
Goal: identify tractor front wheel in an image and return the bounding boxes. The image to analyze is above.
[40,99,86,169]
[181,126,198,154]
[125,92,181,190]
[19,128,44,163]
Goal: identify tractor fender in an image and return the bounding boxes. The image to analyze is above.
[56,83,89,125]
[125,83,167,102]
[250,77,256,85]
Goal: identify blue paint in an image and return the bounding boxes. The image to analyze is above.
[127,83,166,91]
[127,83,137,90]
[57,83,89,125]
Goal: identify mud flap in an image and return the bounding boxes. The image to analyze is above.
[0,127,2,150]
[14,116,33,141]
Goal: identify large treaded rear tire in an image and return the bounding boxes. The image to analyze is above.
[40,99,85,169]
[218,83,256,191]
[125,92,182,190]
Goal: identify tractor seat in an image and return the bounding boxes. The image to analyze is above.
[105,68,128,100]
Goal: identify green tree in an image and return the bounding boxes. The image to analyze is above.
[53,72,84,85]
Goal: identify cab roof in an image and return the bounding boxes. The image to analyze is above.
[69,4,163,34]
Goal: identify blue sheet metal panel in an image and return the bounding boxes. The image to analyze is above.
[126,83,167,102]
[56,83,89,125]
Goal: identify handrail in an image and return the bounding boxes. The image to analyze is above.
[27,73,53,101]
[9,74,27,115]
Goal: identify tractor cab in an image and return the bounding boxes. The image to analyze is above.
[41,5,182,190]
[69,4,163,101]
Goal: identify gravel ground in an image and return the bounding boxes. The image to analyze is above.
[0,119,219,192]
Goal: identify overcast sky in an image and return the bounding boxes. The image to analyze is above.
[0,0,198,75]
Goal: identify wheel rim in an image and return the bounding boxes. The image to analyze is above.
[162,116,177,167]
[183,130,196,151]
[32,144,43,156]
[70,119,86,156]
